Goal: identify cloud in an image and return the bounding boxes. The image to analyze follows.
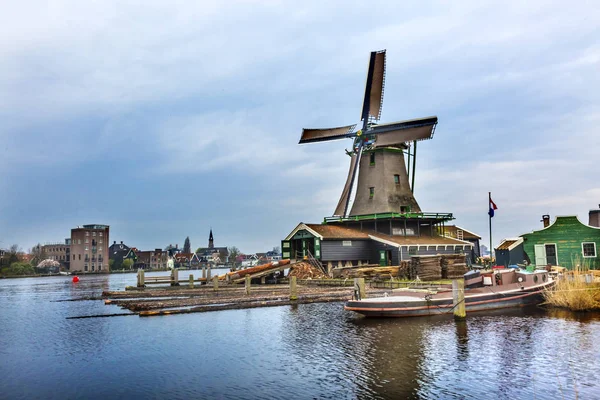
[1,0,599,252]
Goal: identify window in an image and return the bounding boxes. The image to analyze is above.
[582,242,596,258]
[394,174,400,184]
[78,239,81,245]
[85,238,89,244]
[99,247,102,252]
[85,246,88,251]
[73,255,75,261]
[93,232,96,237]
[99,239,103,244]
[99,232,103,237]
[342,241,352,247]
[369,187,374,199]
[86,232,89,236]
[370,153,375,165]
[84,265,88,271]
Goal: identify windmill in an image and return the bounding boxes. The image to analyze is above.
[299,50,438,217]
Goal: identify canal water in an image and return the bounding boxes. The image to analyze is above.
[1,272,599,400]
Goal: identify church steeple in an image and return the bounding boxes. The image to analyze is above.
[208,228,214,249]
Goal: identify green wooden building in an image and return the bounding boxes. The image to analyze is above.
[521,216,600,269]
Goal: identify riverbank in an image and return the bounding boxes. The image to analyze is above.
[544,269,600,311]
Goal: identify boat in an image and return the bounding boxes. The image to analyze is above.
[345,268,554,317]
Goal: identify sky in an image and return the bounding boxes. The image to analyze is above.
[1,1,599,254]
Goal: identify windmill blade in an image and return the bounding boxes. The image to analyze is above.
[370,116,438,147]
[333,153,357,216]
[361,50,386,122]
[298,124,357,144]
[342,143,364,216]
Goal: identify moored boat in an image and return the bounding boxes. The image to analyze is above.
[345,268,554,317]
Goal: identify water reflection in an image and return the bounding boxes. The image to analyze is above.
[1,276,600,399]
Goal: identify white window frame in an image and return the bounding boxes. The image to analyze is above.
[582,242,597,258]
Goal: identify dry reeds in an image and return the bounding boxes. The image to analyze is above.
[544,262,600,311]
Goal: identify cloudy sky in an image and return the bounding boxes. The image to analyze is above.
[1,1,598,253]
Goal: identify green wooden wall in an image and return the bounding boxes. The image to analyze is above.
[521,216,600,269]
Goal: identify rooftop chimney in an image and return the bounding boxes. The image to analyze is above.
[120,241,123,244]
[113,241,116,245]
[589,206,600,228]
[541,215,550,228]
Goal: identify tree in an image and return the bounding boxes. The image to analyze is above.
[227,246,240,266]
[1,261,34,276]
[109,259,115,270]
[183,237,191,254]
[122,259,134,270]
[272,246,280,254]
[4,244,21,266]
[30,243,46,266]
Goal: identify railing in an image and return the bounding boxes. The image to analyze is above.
[323,212,454,224]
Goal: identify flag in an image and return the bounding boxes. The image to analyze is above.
[488,197,498,218]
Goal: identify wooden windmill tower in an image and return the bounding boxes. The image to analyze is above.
[299,50,438,217]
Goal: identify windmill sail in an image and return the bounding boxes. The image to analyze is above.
[299,124,356,144]
[371,117,437,147]
[361,50,386,121]
[333,153,357,216]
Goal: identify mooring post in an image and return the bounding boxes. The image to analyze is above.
[290,276,298,300]
[354,278,366,300]
[260,276,266,285]
[202,267,206,279]
[137,269,145,287]
[245,275,251,295]
[171,268,180,286]
[207,267,212,282]
[189,274,194,288]
[212,275,219,290]
[453,279,466,320]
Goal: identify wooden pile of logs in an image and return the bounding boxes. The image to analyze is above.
[225,260,290,281]
[333,265,400,280]
[442,254,468,279]
[288,262,327,279]
[410,255,442,281]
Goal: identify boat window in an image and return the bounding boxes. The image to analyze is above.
[542,274,547,282]
[533,275,538,283]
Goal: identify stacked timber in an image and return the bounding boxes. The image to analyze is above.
[225,260,290,281]
[410,255,442,281]
[334,265,400,280]
[287,262,327,279]
[442,254,468,279]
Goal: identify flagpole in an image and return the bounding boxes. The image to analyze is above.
[489,191,493,262]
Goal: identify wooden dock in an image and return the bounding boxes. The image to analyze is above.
[99,266,390,318]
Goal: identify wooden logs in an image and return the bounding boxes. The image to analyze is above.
[189,274,194,288]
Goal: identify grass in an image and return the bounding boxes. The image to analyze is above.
[543,263,600,311]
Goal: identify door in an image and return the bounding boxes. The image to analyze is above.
[379,250,387,266]
[386,250,393,266]
[545,244,557,265]
[534,244,546,267]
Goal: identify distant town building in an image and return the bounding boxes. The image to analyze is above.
[42,238,71,270]
[196,230,228,265]
[70,224,110,273]
[109,241,131,270]
[150,249,167,270]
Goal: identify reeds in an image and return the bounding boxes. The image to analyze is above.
[543,262,600,311]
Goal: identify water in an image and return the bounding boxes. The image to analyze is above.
[1,272,600,399]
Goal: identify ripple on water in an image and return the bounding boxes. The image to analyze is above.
[1,276,600,399]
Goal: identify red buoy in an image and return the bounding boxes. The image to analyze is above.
[72,276,80,283]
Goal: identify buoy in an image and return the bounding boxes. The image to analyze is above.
[72,276,79,283]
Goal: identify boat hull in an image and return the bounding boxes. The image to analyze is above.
[345,284,550,317]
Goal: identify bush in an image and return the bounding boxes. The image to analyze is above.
[2,262,36,276]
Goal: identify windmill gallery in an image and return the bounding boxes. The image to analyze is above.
[281,50,476,272]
